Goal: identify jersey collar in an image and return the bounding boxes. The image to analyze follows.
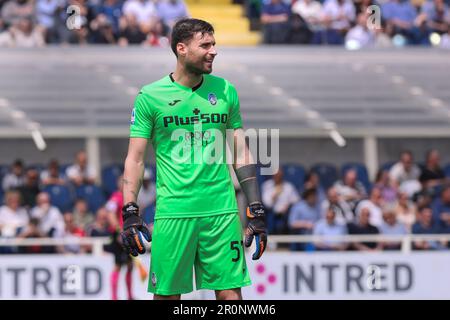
[169,73,204,92]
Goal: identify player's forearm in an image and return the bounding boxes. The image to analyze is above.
[123,155,145,206]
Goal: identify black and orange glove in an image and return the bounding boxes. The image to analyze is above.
[120,202,151,256]
[244,202,267,260]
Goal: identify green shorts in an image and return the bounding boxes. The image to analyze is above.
[148,212,252,295]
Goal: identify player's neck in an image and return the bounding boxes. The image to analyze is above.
[172,66,203,89]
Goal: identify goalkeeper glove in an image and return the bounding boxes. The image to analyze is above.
[244,202,267,260]
[120,202,151,256]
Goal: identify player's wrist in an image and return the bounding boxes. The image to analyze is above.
[122,202,141,225]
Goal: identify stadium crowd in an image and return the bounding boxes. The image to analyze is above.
[0,0,449,47]
[1,148,450,254]
[248,0,450,46]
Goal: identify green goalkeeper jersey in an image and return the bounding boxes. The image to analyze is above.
[130,74,243,219]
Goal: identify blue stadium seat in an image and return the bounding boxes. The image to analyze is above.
[311,163,338,190]
[142,204,156,225]
[256,164,272,188]
[380,161,396,172]
[444,164,450,178]
[43,184,74,212]
[102,164,123,197]
[282,163,306,193]
[76,184,106,213]
[341,162,372,193]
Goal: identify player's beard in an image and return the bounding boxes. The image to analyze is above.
[185,58,213,75]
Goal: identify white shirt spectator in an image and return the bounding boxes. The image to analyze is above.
[65,164,97,183]
[389,162,421,185]
[31,205,65,237]
[0,205,29,237]
[322,0,356,30]
[292,0,323,30]
[123,0,157,24]
[345,25,375,47]
[2,173,25,191]
[321,199,354,224]
[355,200,384,227]
[262,180,300,214]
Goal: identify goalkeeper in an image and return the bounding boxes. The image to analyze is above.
[120,18,267,300]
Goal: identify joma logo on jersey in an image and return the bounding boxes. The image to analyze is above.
[163,113,228,127]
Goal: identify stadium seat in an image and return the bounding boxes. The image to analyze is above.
[142,204,156,225]
[256,163,272,188]
[444,164,450,178]
[380,161,396,172]
[43,184,74,212]
[76,185,106,213]
[311,163,338,190]
[282,163,306,193]
[102,164,123,197]
[341,163,372,193]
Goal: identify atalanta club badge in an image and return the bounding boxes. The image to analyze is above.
[130,108,135,124]
[208,93,217,106]
[151,272,157,287]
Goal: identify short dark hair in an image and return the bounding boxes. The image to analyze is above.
[171,18,214,57]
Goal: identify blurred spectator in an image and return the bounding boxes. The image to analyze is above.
[393,191,417,232]
[292,0,323,32]
[105,175,124,230]
[87,207,114,237]
[431,184,450,228]
[244,0,263,30]
[137,168,156,212]
[56,212,87,254]
[379,210,408,250]
[419,149,445,192]
[333,168,367,210]
[73,198,94,231]
[313,206,348,251]
[355,187,385,227]
[0,16,45,47]
[354,0,375,15]
[144,18,169,47]
[412,206,445,250]
[374,168,398,205]
[316,0,356,45]
[0,190,29,237]
[66,150,97,186]
[90,13,117,43]
[321,186,354,225]
[36,0,63,42]
[118,13,147,45]
[345,12,376,48]
[40,159,66,186]
[0,0,34,27]
[440,25,450,47]
[381,0,421,44]
[17,168,40,208]
[123,0,158,33]
[156,0,189,33]
[94,0,123,37]
[303,170,326,207]
[17,217,48,254]
[421,0,450,34]
[262,169,300,234]
[288,188,321,237]
[286,13,313,44]
[30,192,65,237]
[389,150,421,197]
[261,0,291,44]
[347,207,382,251]
[2,159,25,192]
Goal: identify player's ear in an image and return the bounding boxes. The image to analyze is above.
[177,42,187,58]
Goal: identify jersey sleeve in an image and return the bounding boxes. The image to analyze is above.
[227,82,243,129]
[130,91,154,139]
